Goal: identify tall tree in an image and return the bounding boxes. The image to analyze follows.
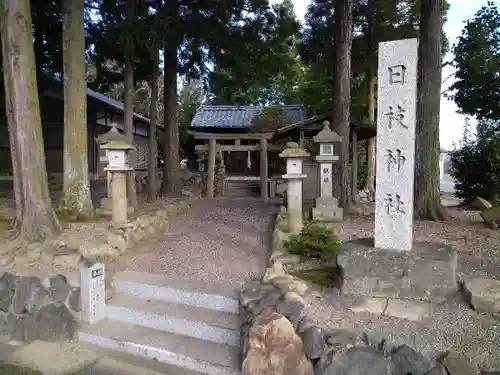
[209,0,302,106]
[450,1,499,121]
[148,52,159,201]
[0,24,21,229]
[414,0,449,221]
[161,0,180,196]
[0,0,61,241]
[331,0,354,209]
[59,0,94,220]
[124,0,138,206]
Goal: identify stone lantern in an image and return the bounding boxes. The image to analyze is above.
[100,139,135,226]
[279,142,309,234]
[312,121,343,221]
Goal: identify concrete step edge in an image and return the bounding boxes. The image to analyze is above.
[106,295,240,347]
[114,271,239,314]
[78,320,240,374]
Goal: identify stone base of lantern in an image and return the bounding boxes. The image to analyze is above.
[312,197,343,222]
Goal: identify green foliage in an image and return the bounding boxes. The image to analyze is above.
[300,0,449,117]
[209,0,302,105]
[449,119,500,204]
[250,107,296,133]
[450,1,500,121]
[284,221,340,258]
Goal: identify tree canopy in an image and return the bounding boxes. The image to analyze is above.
[450,1,500,121]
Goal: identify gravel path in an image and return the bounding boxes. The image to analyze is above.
[123,198,277,289]
[303,203,500,372]
[304,292,500,372]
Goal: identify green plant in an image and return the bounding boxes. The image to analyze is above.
[449,119,500,204]
[284,221,340,258]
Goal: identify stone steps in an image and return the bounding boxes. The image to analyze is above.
[78,271,241,375]
[223,180,261,197]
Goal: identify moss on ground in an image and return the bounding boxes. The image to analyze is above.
[290,266,343,289]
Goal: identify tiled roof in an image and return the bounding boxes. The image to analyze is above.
[190,105,306,129]
[86,88,151,124]
[44,76,152,126]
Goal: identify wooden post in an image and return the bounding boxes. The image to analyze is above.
[207,137,216,198]
[260,138,268,202]
[351,128,358,203]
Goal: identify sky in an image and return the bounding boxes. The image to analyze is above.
[289,0,497,151]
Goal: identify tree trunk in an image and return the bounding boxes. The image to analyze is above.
[60,0,94,220]
[332,0,353,209]
[0,0,61,241]
[414,0,449,221]
[161,40,180,196]
[148,51,159,201]
[124,0,137,208]
[0,28,21,229]
[362,65,377,193]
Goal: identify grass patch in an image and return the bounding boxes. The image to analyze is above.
[290,266,343,289]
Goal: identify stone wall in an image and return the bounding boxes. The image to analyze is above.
[238,211,481,375]
[0,272,79,343]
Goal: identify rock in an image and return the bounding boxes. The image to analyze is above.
[437,351,480,375]
[181,188,196,197]
[0,272,18,312]
[272,229,290,253]
[242,312,314,375]
[49,275,70,303]
[270,275,295,290]
[303,326,325,359]
[390,344,433,375]
[240,281,275,308]
[133,228,146,242]
[481,206,500,227]
[68,288,81,312]
[79,242,118,258]
[53,252,81,268]
[470,197,492,211]
[424,365,447,375]
[7,313,25,342]
[462,277,500,315]
[54,244,76,256]
[262,262,286,283]
[251,289,283,315]
[276,294,304,327]
[24,303,75,342]
[106,233,127,253]
[316,347,388,375]
[325,329,356,350]
[297,316,314,334]
[12,276,50,315]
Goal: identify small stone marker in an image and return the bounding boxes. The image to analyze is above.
[279,142,309,234]
[80,262,106,324]
[375,38,418,251]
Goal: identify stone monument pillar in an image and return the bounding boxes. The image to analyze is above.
[312,121,343,221]
[279,142,309,234]
[375,38,418,251]
[100,139,135,226]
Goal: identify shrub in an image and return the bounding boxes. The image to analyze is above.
[284,221,340,258]
[449,119,500,204]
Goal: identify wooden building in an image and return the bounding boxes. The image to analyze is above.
[0,77,159,183]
